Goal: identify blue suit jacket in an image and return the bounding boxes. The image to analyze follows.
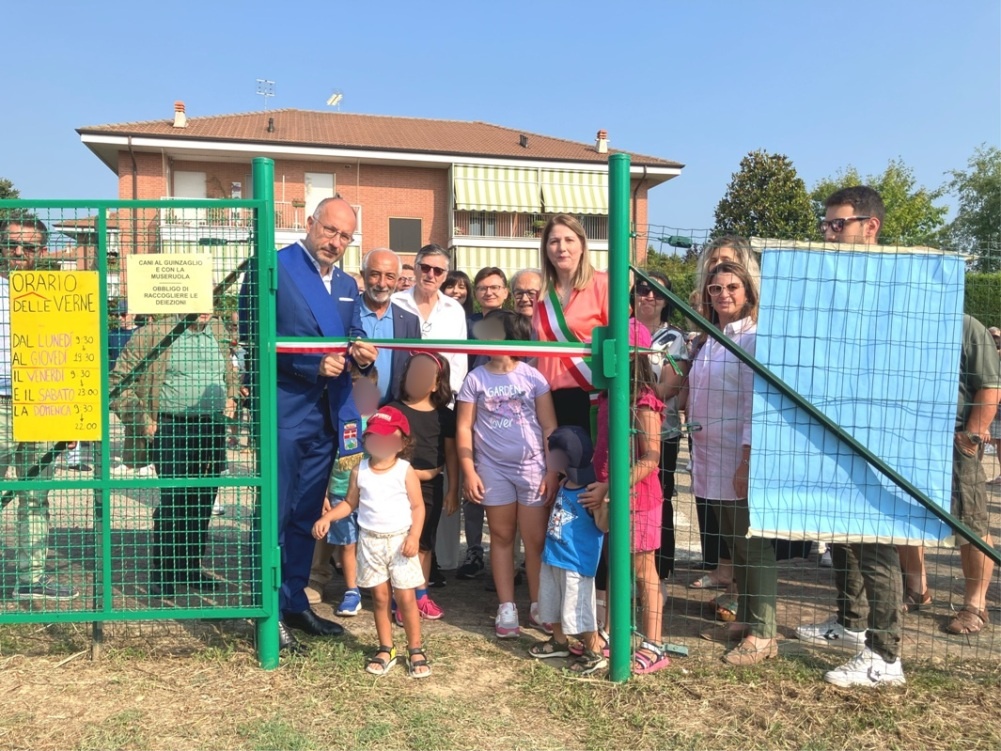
[240,242,363,431]
[386,302,421,405]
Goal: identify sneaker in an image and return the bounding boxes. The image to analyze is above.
[528,602,554,635]
[819,550,833,568]
[14,576,79,601]
[824,647,906,688]
[211,501,225,516]
[795,615,866,648]
[456,546,485,580]
[336,588,362,617]
[495,602,520,639]
[428,556,447,588]
[416,594,444,620]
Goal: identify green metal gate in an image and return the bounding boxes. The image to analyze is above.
[0,158,280,668]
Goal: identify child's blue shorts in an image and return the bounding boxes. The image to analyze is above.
[327,498,359,546]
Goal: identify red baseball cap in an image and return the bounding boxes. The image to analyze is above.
[363,406,411,437]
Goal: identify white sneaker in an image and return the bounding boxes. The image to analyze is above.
[824,647,906,688]
[495,602,520,639]
[795,615,866,648]
[819,550,833,568]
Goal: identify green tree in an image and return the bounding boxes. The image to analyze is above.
[713,150,814,240]
[944,145,1001,271]
[810,159,948,246]
[0,178,20,200]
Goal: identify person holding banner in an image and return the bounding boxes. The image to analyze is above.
[0,217,78,602]
[686,261,779,666]
[796,185,906,688]
[532,215,608,434]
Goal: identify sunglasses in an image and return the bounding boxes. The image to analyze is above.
[707,282,743,297]
[635,283,665,299]
[419,262,447,278]
[818,216,871,233]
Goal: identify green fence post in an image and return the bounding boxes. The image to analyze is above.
[607,153,632,682]
[252,157,280,669]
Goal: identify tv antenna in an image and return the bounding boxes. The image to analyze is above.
[256,79,275,110]
[326,90,344,110]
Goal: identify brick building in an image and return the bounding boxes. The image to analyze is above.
[76,103,682,278]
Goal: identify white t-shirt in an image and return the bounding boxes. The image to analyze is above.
[356,457,413,534]
[390,288,468,396]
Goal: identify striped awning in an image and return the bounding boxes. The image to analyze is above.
[453,165,541,212]
[451,246,608,278]
[540,169,608,214]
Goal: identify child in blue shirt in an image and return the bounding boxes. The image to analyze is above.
[528,425,609,676]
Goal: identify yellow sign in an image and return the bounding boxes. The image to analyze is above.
[9,271,102,442]
[126,253,214,314]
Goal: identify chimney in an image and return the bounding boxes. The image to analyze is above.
[267,116,275,133]
[173,101,187,129]
[596,129,608,154]
[519,134,529,148]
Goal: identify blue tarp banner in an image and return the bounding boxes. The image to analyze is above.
[748,246,964,544]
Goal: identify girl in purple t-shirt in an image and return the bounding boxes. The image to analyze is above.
[456,311,559,639]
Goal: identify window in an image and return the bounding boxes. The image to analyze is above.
[389,218,422,253]
[468,212,497,236]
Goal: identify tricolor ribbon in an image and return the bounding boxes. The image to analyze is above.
[274,336,682,375]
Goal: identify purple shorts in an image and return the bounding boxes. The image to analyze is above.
[478,461,546,507]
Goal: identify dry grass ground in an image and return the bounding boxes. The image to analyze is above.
[0,432,999,749]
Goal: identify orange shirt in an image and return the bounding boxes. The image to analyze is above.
[532,271,609,390]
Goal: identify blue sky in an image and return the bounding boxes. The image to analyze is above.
[3,1,998,235]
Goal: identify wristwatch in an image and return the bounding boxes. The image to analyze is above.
[964,431,985,445]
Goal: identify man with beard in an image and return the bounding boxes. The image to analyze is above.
[357,248,420,406]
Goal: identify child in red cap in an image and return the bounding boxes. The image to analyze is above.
[313,405,431,678]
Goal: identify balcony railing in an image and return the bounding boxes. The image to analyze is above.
[157,199,360,234]
[452,211,608,240]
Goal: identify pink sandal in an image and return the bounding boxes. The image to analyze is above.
[633,640,670,674]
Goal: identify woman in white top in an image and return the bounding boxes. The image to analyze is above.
[686,261,778,666]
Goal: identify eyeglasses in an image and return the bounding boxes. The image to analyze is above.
[1,242,41,254]
[418,262,447,278]
[421,320,432,335]
[635,283,665,299]
[707,282,743,297]
[818,216,870,233]
[399,276,415,284]
[316,223,355,244]
[476,284,504,294]
[513,289,539,300]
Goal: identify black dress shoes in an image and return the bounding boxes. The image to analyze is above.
[283,608,344,636]
[278,620,308,655]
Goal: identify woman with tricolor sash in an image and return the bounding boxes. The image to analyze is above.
[531,214,609,436]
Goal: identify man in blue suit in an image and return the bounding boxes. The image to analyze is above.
[245,196,377,651]
[357,248,421,406]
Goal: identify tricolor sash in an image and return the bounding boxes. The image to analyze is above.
[536,287,598,402]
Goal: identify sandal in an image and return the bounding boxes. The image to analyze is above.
[689,574,727,590]
[365,645,397,676]
[945,606,988,635]
[904,588,932,613]
[407,646,432,679]
[715,595,739,623]
[633,640,671,675]
[570,629,610,657]
[529,637,571,659]
[565,649,608,677]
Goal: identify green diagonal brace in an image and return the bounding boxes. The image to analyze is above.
[632,266,999,565]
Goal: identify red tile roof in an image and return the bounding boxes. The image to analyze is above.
[78,108,682,168]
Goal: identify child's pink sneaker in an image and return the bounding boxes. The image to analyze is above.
[528,602,554,635]
[495,602,520,639]
[417,594,444,620]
